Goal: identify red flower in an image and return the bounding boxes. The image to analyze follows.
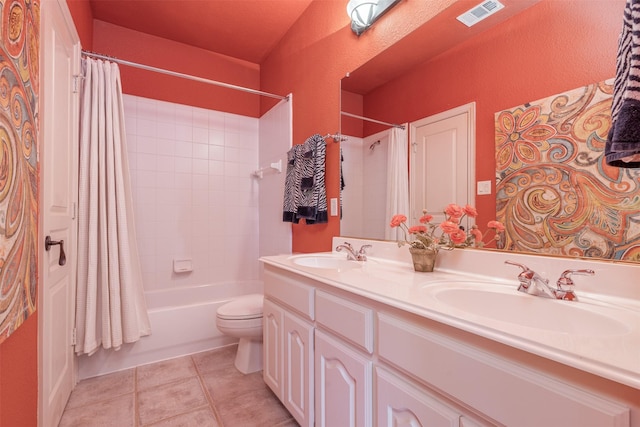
[390,214,407,227]
[408,225,427,234]
[419,214,433,224]
[444,203,464,219]
[439,221,459,234]
[463,204,478,218]
[487,220,505,232]
[449,229,467,244]
[470,226,483,242]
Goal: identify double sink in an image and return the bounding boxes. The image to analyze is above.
[288,253,637,338]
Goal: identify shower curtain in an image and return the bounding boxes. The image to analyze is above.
[75,57,151,356]
[384,125,410,241]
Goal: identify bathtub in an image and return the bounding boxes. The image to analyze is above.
[77,281,263,380]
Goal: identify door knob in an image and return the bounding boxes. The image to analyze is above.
[45,236,66,266]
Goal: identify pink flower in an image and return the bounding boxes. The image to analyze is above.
[390,214,407,227]
[470,226,483,242]
[445,203,464,219]
[487,220,505,232]
[408,225,427,234]
[449,228,467,244]
[463,205,478,218]
[419,214,433,224]
[439,221,459,234]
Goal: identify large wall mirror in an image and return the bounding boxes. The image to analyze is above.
[339,0,640,263]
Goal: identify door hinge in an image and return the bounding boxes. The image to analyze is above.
[72,75,83,93]
[72,328,76,346]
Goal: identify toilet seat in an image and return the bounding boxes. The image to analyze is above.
[217,293,263,320]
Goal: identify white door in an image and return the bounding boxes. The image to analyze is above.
[410,103,475,229]
[39,1,80,425]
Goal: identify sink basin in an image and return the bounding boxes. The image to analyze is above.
[422,282,633,336]
[290,254,360,270]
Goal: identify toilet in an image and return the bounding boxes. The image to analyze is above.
[216,293,264,374]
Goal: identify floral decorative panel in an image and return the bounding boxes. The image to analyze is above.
[495,79,640,262]
[0,0,40,344]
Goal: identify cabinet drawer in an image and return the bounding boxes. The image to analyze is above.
[316,290,374,354]
[264,269,314,320]
[377,313,630,427]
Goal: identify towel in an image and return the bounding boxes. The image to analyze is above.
[606,0,640,168]
[282,134,328,224]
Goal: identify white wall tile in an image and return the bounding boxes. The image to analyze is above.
[123,94,271,292]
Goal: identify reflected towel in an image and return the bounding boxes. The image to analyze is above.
[606,0,640,168]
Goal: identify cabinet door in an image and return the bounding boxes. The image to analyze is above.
[315,330,372,427]
[263,298,284,398]
[284,312,314,427]
[376,367,460,427]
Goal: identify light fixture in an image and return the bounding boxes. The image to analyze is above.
[347,0,401,36]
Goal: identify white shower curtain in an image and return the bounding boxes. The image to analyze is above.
[385,125,410,241]
[75,58,151,356]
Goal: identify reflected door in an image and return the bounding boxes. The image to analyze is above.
[410,104,475,228]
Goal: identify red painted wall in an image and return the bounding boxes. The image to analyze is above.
[0,314,38,427]
[67,0,624,253]
[66,0,93,48]
[92,20,262,117]
[361,0,624,234]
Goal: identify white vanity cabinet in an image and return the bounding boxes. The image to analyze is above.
[263,270,315,427]
[262,264,634,427]
[315,289,374,427]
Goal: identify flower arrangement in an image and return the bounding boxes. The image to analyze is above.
[390,204,505,252]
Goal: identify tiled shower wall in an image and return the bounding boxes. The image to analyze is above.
[341,131,389,240]
[124,95,264,292]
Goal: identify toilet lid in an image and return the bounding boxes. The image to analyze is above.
[217,294,263,320]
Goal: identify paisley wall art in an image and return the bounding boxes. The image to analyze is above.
[0,0,40,344]
[495,79,640,262]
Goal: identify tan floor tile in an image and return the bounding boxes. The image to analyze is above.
[137,355,198,391]
[191,345,237,374]
[216,387,292,426]
[138,377,209,425]
[65,369,135,410]
[201,368,267,404]
[145,407,220,427]
[59,394,135,427]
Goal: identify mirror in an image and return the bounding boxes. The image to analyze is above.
[339,0,640,262]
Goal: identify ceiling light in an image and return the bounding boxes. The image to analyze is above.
[347,0,401,36]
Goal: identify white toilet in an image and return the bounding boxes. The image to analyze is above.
[216,293,264,374]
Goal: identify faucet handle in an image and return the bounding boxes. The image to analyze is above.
[505,260,536,292]
[340,241,354,250]
[358,244,372,254]
[357,244,372,261]
[556,269,595,299]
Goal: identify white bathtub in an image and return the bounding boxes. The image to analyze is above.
[77,281,262,380]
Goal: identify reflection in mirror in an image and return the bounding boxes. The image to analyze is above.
[339,0,638,262]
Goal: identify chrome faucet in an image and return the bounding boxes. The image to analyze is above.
[336,242,371,261]
[505,261,594,301]
[505,260,555,298]
[554,269,595,301]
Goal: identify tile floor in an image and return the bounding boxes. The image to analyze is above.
[59,345,299,427]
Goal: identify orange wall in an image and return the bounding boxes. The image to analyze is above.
[260,0,458,252]
[92,20,262,117]
[66,0,93,48]
[361,0,624,234]
[67,0,624,254]
[0,314,38,427]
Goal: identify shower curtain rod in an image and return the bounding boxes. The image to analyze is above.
[340,111,405,130]
[81,50,289,101]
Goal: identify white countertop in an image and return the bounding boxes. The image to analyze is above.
[260,239,640,390]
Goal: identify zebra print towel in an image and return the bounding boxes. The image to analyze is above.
[282,134,328,224]
[606,0,640,168]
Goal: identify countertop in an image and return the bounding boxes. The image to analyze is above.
[260,247,640,391]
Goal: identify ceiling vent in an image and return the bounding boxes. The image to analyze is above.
[456,0,505,27]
